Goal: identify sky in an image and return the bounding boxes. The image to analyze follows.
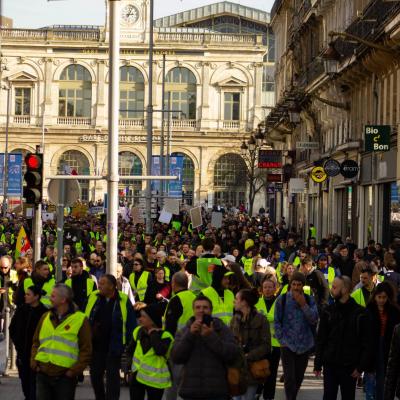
[3,0,275,29]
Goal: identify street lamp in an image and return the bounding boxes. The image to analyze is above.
[255,127,264,147]
[240,141,248,156]
[248,135,256,152]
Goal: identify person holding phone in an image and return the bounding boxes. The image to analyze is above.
[171,295,239,400]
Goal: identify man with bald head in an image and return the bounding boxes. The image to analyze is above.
[314,276,370,400]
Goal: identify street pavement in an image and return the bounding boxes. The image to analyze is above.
[0,363,365,399]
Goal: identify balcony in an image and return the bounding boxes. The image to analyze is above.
[57,117,92,126]
[162,119,198,130]
[119,119,145,128]
[13,115,31,124]
[222,120,243,130]
[1,28,100,42]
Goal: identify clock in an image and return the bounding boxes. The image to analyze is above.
[121,4,139,25]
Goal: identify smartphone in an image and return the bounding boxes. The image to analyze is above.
[202,314,213,327]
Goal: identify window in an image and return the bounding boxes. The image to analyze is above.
[58,150,90,201]
[15,88,31,116]
[59,65,92,118]
[172,152,195,205]
[119,152,143,203]
[165,67,197,120]
[224,93,240,121]
[120,67,145,119]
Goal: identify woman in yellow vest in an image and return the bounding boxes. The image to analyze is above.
[129,259,152,303]
[128,304,173,400]
[256,277,281,400]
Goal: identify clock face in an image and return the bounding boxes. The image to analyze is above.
[121,4,139,25]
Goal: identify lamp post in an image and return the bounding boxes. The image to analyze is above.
[2,83,10,215]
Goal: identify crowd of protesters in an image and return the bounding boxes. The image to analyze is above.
[1,206,400,399]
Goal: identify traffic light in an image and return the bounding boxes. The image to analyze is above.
[23,153,43,205]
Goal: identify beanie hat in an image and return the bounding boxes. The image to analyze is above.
[142,303,163,328]
[290,271,306,286]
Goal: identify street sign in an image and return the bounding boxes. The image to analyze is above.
[311,166,327,183]
[364,125,390,152]
[258,150,282,168]
[267,174,282,182]
[48,179,80,206]
[324,159,341,177]
[296,142,319,149]
[340,160,359,179]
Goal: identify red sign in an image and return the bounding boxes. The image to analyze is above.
[258,150,282,169]
[267,174,282,182]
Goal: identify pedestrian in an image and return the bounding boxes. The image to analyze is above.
[9,285,47,400]
[116,263,135,305]
[314,276,370,400]
[144,266,171,311]
[256,277,281,400]
[274,271,319,400]
[365,282,400,400]
[30,284,92,400]
[128,258,152,303]
[384,324,400,399]
[351,265,379,307]
[127,304,173,400]
[85,274,136,400]
[164,271,196,400]
[171,294,239,400]
[12,256,32,307]
[230,288,271,400]
[332,245,354,278]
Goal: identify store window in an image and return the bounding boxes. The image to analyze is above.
[120,66,145,119]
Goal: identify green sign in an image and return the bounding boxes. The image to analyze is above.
[365,125,391,152]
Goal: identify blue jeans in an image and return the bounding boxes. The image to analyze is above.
[365,373,376,400]
[233,384,258,400]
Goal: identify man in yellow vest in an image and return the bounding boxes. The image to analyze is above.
[201,267,234,325]
[31,283,92,400]
[351,265,379,307]
[85,274,136,400]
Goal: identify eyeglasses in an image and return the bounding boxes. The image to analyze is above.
[134,263,141,266]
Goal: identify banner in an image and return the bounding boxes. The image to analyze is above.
[15,226,32,258]
[0,153,23,196]
[151,155,184,198]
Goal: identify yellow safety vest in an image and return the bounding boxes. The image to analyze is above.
[243,257,254,276]
[131,326,173,389]
[163,290,196,332]
[190,257,222,293]
[85,290,129,344]
[35,311,86,368]
[320,267,336,288]
[201,286,234,325]
[24,277,56,308]
[255,297,280,347]
[293,257,301,268]
[351,288,367,307]
[129,271,150,302]
[65,277,96,298]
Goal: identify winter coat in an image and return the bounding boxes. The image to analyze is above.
[171,317,239,399]
[384,324,400,400]
[314,297,370,373]
[230,309,271,385]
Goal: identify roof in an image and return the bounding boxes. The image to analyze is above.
[154,1,270,28]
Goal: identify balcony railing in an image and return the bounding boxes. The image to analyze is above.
[57,117,92,126]
[222,120,241,130]
[155,32,261,45]
[119,119,145,128]
[13,115,31,124]
[1,28,100,41]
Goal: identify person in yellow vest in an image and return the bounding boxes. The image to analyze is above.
[186,238,222,293]
[65,258,97,311]
[85,274,136,400]
[24,260,56,309]
[308,223,317,240]
[163,272,196,400]
[30,284,92,400]
[0,255,18,308]
[201,267,234,325]
[351,265,379,307]
[316,254,338,289]
[129,258,152,303]
[128,303,173,400]
[43,245,56,275]
[256,277,281,400]
[241,247,255,277]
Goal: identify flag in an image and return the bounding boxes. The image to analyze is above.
[15,226,32,258]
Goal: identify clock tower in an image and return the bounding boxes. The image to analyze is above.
[105,0,150,43]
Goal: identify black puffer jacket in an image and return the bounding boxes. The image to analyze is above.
[314,297,370,372]
[384,324,400,400]
[171,317,239,399]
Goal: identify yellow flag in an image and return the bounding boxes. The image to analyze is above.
[15,226,32,258]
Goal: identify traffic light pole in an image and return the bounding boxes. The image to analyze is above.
[33,204,42,263]
[56,179,65,283]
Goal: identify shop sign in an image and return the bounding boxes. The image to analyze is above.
[340,160,359,179]
[311,166,327,183]
[296,141,319,149]
[324,159,341,177]
[258,150,282,168]
[275,182,283,192]
[267,174,282,182]
[364,125,390,152]
[289,178,305,194]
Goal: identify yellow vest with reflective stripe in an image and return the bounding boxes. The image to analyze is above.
[320,267,335,289]
[256,297,280,347]
[293,257,301,267]
[24,278,55,308]
[35,311,86,368]
[351,288,367,307]
[243,257,254,276]
[201,286,234,325]
[85,290,129,344]
[163,290,196,332]
[129,271,150,302]
[191,257,222,293]
[131,326,173,389]
[65,277,95,298]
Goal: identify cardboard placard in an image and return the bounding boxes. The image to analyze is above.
[159,209,173,224]
[190,206,203,229]
[42,212,55,222]
[164,198,180,215]
[211,212,223,229]
[131,206,144,225]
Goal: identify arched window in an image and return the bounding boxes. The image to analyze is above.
[59,65,92,118]
[120,66,145,119]
[172,152,195,205]
[119,151,143,204]
[214,153,247,207]
[58,150,90,201]
[165,67,196,120]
